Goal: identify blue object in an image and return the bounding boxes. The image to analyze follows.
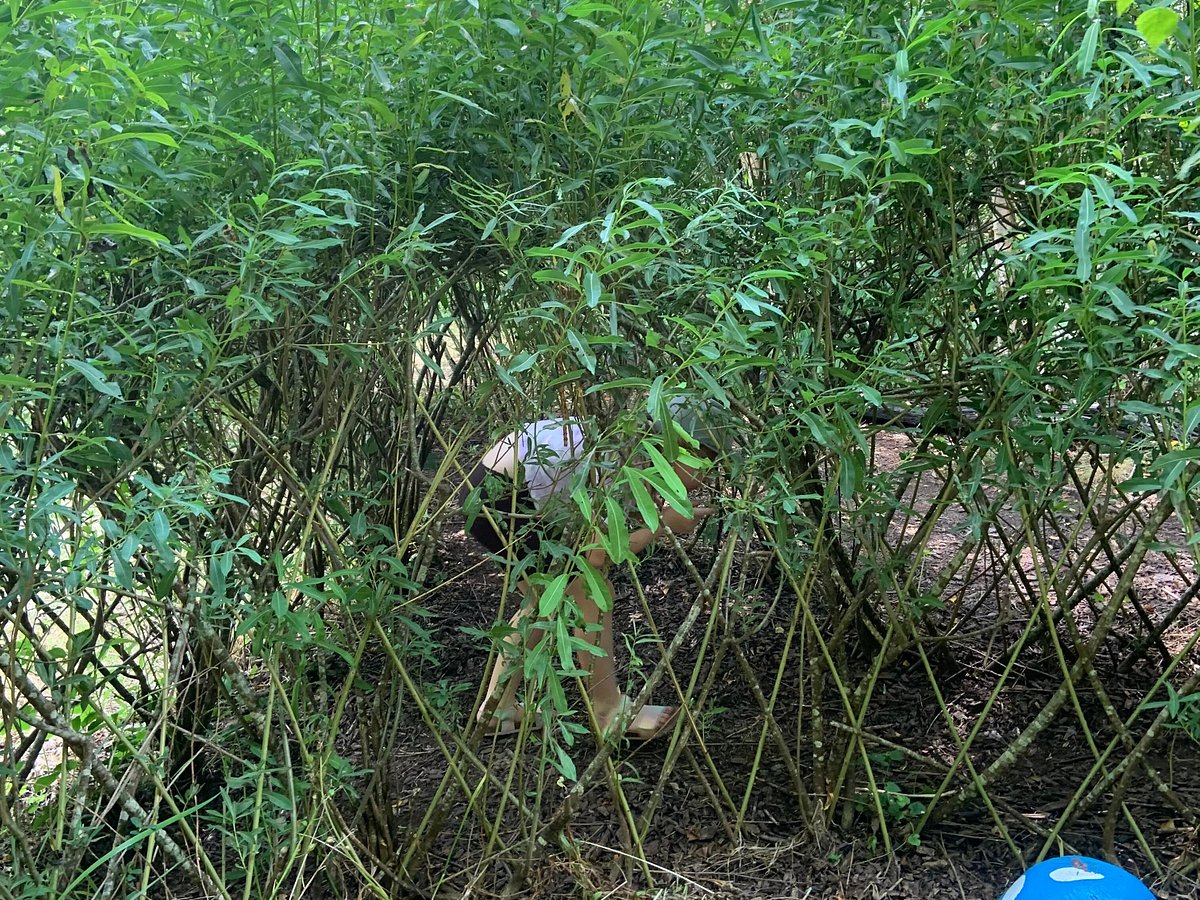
[1000,856,1155,900]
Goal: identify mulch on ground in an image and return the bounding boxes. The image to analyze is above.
[378,434,1200,899]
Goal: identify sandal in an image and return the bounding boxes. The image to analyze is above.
[600,696,678,743]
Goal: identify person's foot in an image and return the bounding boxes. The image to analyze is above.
[598,696,678,742]
[476,704,540,737]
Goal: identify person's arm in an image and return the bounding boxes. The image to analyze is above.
[627,504,716,556]
[610,447,721,557]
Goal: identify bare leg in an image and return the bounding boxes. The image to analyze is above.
[573,529,705,739]
[480,554,623,725]
[568,560,622,719]
[477,579,542,723]
[571,568,678,739]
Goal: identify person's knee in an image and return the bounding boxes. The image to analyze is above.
[584,551,610,576]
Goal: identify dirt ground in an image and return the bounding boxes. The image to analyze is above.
[382,433,1200,900]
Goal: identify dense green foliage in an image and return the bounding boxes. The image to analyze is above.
[3,0,1200,896]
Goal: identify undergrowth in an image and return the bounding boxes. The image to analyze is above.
[2,0,1200,896]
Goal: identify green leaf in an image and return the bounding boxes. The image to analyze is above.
[626,470,659,533]
[1136,7,1178,49]
[292,237,343,251]
[800,411,836,447]
[1149,447,1200,470]
[538,572,571,618]
[273,40,307,86]
[94,131,180,148]
[369,57,393,91]
[32,481,76,518]
[693,365,728,407]
[599,210,615,244]
[493,18,522,37]
[0,374,41,388]
[886,137,910,165]
[507,351,540,374]
[89,222,170,247]
[571,486,594,521]
[211,125,275,162]
[564,1,620,15]
[555,617,585,675]
[881,171,932,193]
[52,166,65,212]
[554,742,577,781]
[1186,406,1200,439]
[583,271,601,307]
[65,359,123,398]
[1116,0,1134,13]
[264,229,301,245]
[1077,19,1099,75]
[150,510,171,546]
[815,152,867,181]
[1119,400,1164,416]
[603,496,632,565]
[576,554,612,612]
[586,377,651,394]
[429,89,493,116]
[629,198,663,224]
[1178,146,1200,182]
[641,443,693,517]
[1074,188,1094,282]
[111,550,133,589]
[566,329,596,374]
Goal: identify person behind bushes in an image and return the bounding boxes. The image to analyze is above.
[457,397,733,740]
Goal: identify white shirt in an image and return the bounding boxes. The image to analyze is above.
[520,419,586,507]
[481,419,587,509]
